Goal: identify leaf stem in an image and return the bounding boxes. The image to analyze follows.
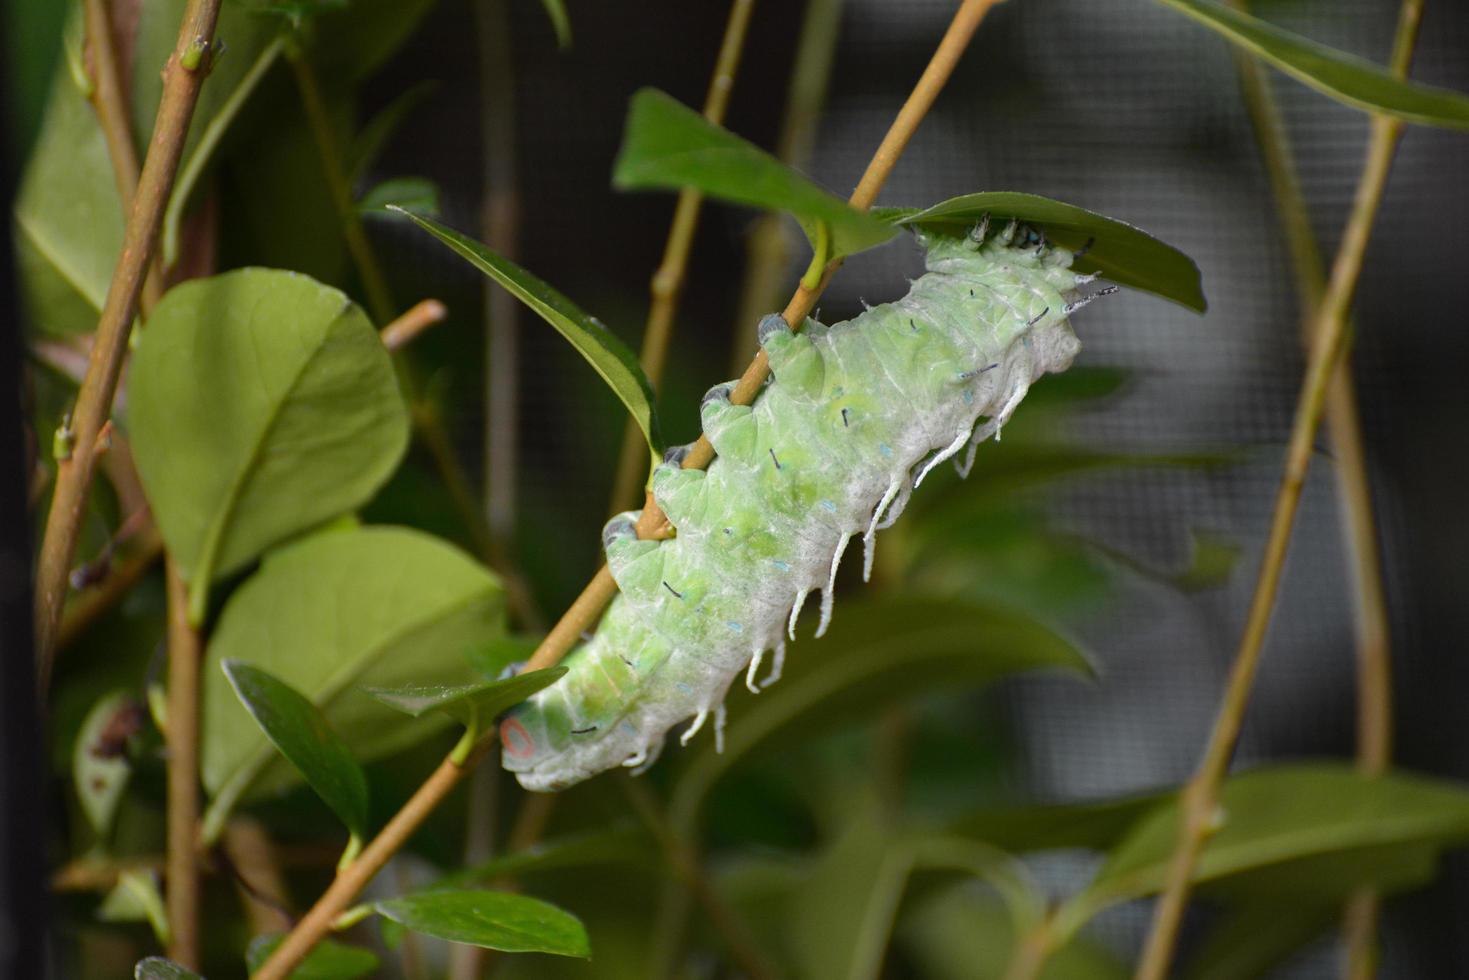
[1133,4,1423,978]
[379,298,448,352]
[608,0,760,515]
[165,557,203,967]
[251,4,1003,972]
[33,0,224,690]
[1229,1,1397,973]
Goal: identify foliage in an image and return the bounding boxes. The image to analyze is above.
[14,0,1469,977]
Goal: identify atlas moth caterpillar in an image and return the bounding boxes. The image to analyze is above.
[500,218,1115,792]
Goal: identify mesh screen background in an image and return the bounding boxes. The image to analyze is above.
[367,0,1469,974]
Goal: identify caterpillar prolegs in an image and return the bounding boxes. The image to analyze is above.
[501,223,1111,791]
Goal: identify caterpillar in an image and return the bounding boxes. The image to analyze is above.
[500,220,1113,791]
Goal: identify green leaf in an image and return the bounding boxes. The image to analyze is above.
[364,666,567,729]
[1166,529,1241,592]
[222,660,369,840]
[373,889,590,958]
[612,88,898,262]
[669,596,1092,832]
[463,635,541,680]
[393,209,663,458]
[1182,900,1336,980]
[877,192,1206,312]
[245,934,380,979]
[201,526,505,838]
[1062,764,1469,930]
[537,0,572,48]
[1152,0,1469,130]
[359,176,440,217]
[101,870,170,947]
[134,958,201,980]
[129,269,410,620]
[73,691,141,841]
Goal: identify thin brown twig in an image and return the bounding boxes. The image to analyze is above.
[252,5,1002,975]
[33,0,223,687]
[729,0,847,373]
[1133,4,1424,978]
[1228,4,1396,975]
[83,0,165,310]
[165,557,203,967]
[379,298,448,352]
[608,0,760,514]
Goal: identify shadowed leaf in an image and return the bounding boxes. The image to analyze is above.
[222,660,369,839]
[613,88,898,261]
[245,934,380,979]
[1153,0,1469,129]
[877,192,1205,312]
[365,666,567,729]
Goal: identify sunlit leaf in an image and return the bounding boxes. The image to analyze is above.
[129,269,409,619]
[364,666,566,729]
[222,660,369,839]
[73,691,142,841]
[613,88,898,261]
[374,889,590,957]
[393,208,663,458]
[201,526,505,838]
[1153,0,1469,129]
[102,871,170,946]
[245,934,380,979]
[877,192,1206,312]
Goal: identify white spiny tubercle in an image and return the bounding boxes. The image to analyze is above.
[681,706,709,746]
[788,588,810,641]
[745,650,764,693]
[761,639,786,689]
[914,428,971,488]
[817,533,853,638]
[622,745,648,769]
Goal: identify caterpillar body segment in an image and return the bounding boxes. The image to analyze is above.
[503,230,1094,791]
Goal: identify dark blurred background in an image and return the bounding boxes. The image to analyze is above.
[6,0,1469,976]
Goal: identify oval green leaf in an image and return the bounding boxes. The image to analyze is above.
[392,209,663,460]
[877,192,1206,312]
[612,88,898,261]
[73,691,141,842]
[1065,764,1469,927]
[222,660,369,840]
[373,889,590,958]
[201,526,504,838]
[364,666,567,729]
[245,934,380,980]
[129,269,410,621]
[1153,0,1469,130]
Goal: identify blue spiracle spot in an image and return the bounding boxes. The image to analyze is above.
[771,559,791,572]
[820,499,837,513]
[726,621,744,633]
[676,681,694,696]
[879,443,894,458]
[621,721,637,736]
[963,388,975,405]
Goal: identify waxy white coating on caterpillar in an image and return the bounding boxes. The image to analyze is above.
[501,226,1097,791]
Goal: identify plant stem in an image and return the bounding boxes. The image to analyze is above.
[83,0,165,311]
[729,0,846,373]
[1133,5,1423,978]
[252,5,1002,972]
[288,48,395,326]
[1229,3,1397,974]
[620,777,778,980]
[608,0,759,515]
[164,557,203,967]
[33,0,223,689]
[379,298,448,352]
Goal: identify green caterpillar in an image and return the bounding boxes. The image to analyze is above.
[501,221,1112,791]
